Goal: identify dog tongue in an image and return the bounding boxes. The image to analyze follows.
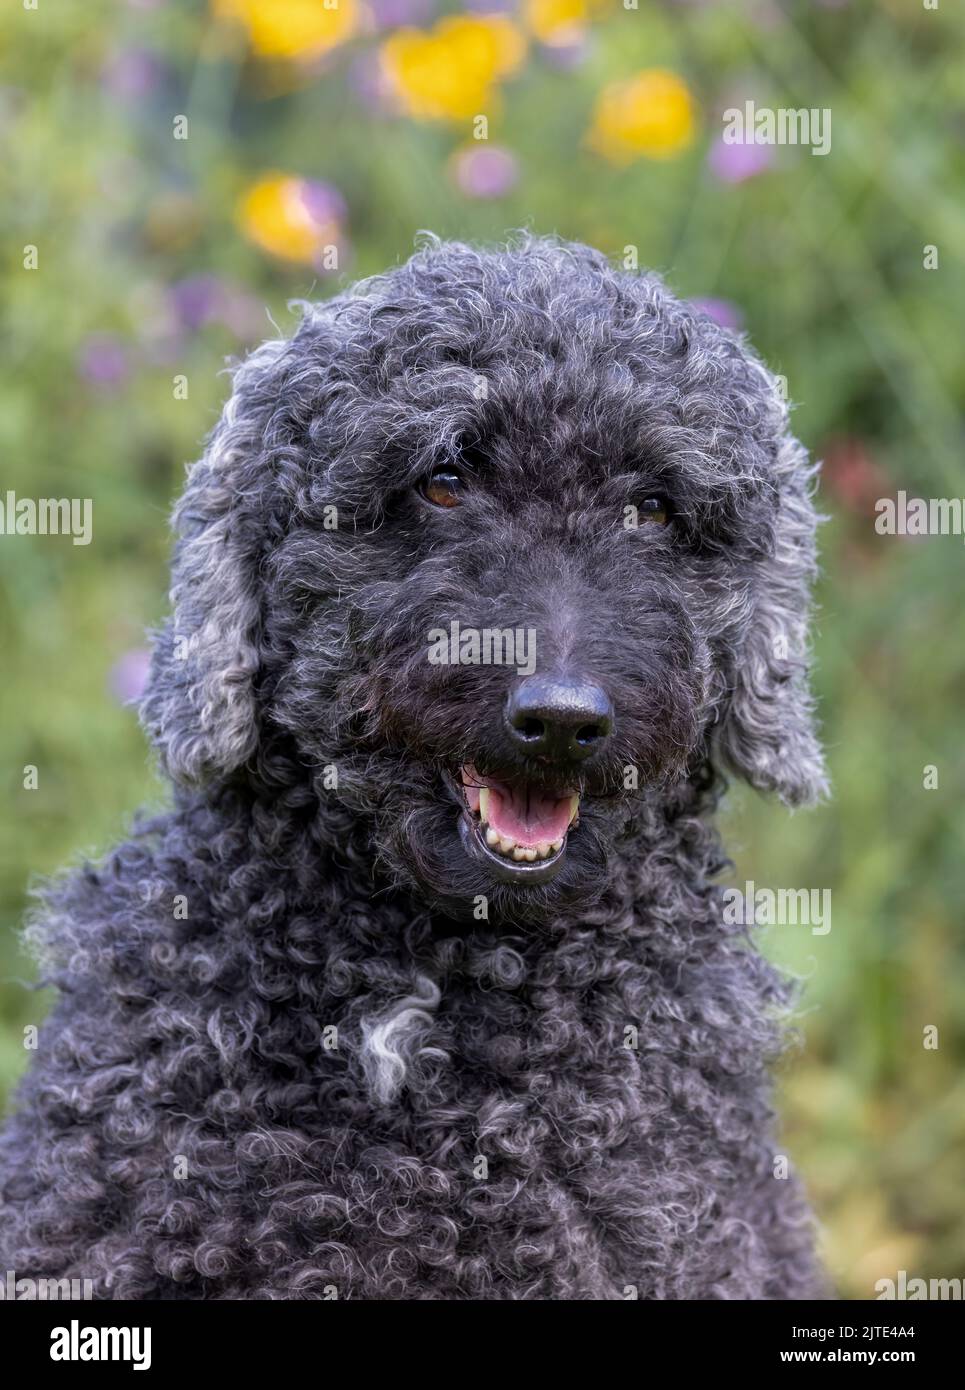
[462,767,575,848]
[486,784,573,847]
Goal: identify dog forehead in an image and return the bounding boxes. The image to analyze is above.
[295,248,788,517]
[323,248,686,385]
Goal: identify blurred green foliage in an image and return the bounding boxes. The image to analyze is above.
[1,0,963,1299]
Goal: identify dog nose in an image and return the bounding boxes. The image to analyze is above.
[505,676,613,763]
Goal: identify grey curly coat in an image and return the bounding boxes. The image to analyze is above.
[0,236,827,1299]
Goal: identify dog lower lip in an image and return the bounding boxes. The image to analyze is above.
[459,812,568,884]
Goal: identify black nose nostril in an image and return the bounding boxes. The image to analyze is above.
[516,717,546,741]
[504,676,614,763]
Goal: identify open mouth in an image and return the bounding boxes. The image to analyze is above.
[457,763,579,883]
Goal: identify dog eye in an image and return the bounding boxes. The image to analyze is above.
[639,497,670,525]
[420,470,464,509]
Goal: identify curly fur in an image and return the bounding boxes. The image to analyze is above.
[0,235,827,1299]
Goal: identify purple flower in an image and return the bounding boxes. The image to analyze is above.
[101,49,165,102]
[169,274,224,331]
[368,0,434,28]
[78,334,130,388]
[109,648,151,705]
[299,179,347,229]
[708,135,774,183]
[451,146,519,199]
[690,297,744,331]
[539,37,590,72]
[348,52,395,113]
[168,275,266,342]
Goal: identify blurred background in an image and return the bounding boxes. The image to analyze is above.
[1,0,963,1299]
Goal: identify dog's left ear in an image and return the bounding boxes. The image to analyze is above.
[140,338,289,786]
[714,433,829,807]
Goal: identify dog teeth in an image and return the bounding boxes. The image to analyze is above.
[568,795,580,826]
[481,823,517,855]
[475,803,573,863]
[480,825,566,861]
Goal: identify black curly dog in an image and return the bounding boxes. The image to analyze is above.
[0,237,828,1299]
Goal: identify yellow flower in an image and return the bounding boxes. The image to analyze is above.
[382,15,526,122]
[212,0,356,61]
[237,174,341,264]
[523,0,606,47]
[587,69,696,164]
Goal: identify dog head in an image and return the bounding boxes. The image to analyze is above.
[141,236,826,918]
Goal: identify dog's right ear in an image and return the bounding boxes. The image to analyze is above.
[140,338,289,786]
[713,433,829,808]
